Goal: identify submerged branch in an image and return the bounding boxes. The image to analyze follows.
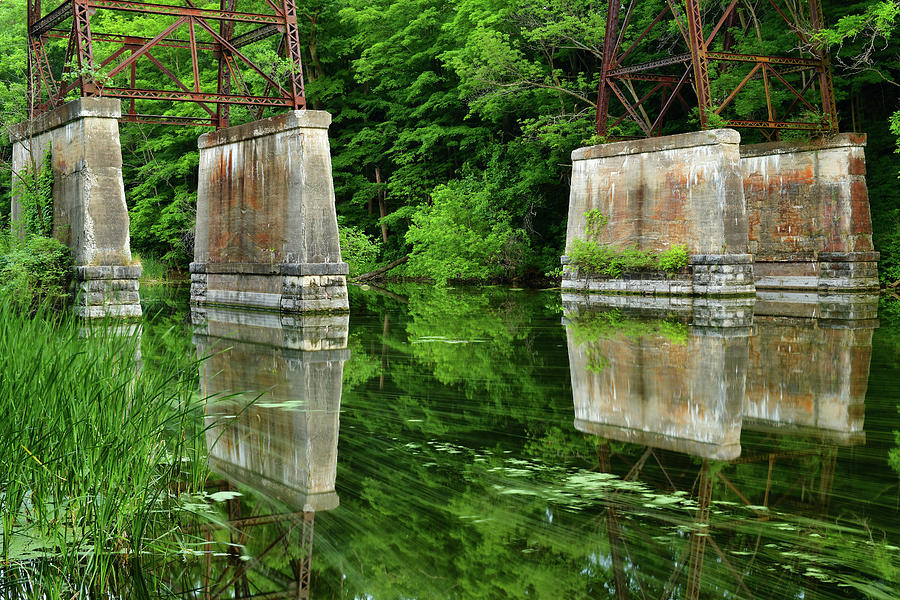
[353,255,409,282]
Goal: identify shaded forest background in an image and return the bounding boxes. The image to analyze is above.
[0,0,897,284]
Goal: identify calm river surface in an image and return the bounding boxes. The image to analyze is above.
[139,284,900,599]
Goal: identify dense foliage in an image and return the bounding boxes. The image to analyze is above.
[0,0,897,283]
[0,233,71,309]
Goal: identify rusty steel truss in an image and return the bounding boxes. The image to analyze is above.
[596,0,839,137]
[26,0,306,128]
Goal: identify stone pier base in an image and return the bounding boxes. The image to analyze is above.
[562,254,755,297]
[10,98,141,318]
[818,251,880,291]
[76,265,143,318]
[564,130,881,296]
[690,254,755,295]
[191,111,349,313]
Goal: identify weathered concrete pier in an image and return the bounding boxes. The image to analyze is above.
[563,129,879,296]
[190,111,349,313]
[741,134,879,290]
[9,98,142,318]
[563,130,754,296]
[9,99,349,317]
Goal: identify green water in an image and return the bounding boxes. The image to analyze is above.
[139,284,900,599]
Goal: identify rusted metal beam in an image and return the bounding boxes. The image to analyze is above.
[706,51,821,66]
[609,79,651,136]
[704,0,739,47]
[29,0,71,37]
[650,67,691,133]
[781,73,818,121]
[595,0,622,134]
[663,0,690,47]
[809,0,838,130]
[102,87,294,106]
[766,0,808,44]
[188,18,201,93]
[613,0,637,60]
[762,62,774,122]
[614,73,683,83]
[193,15,292,97]
[232,23,278,49]
[765,64,818,112]
[595,0,838,137]
[27,0,305,125]
[47,31,220,52]
[217,0,236,128]
[617,5,669,66]
[144,51,217,117]
[72,0,97,95]
[726,119,824,129]
[29,36,58,100]
[105,17,187,79]
[84,0,282,24]
[607,53,691,76]
[684,0,710,128]
[280,0,306,109]
[715,63,762,115]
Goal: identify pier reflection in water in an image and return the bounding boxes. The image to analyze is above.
[188,307,349,600]
[563,291,879,599]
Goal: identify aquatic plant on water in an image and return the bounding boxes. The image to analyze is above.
[0,300,210,597]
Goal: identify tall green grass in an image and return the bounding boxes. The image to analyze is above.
[134,253,173,283]
[0,300,208,597]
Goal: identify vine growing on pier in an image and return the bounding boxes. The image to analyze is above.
[14,150,54,237]
[1,149,70,309]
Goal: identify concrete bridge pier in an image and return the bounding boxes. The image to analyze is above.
[191,111,349,313]
[9,98,141,318]
[741,134,879,291]
[563,129,880,296]
[562,130,755,296]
